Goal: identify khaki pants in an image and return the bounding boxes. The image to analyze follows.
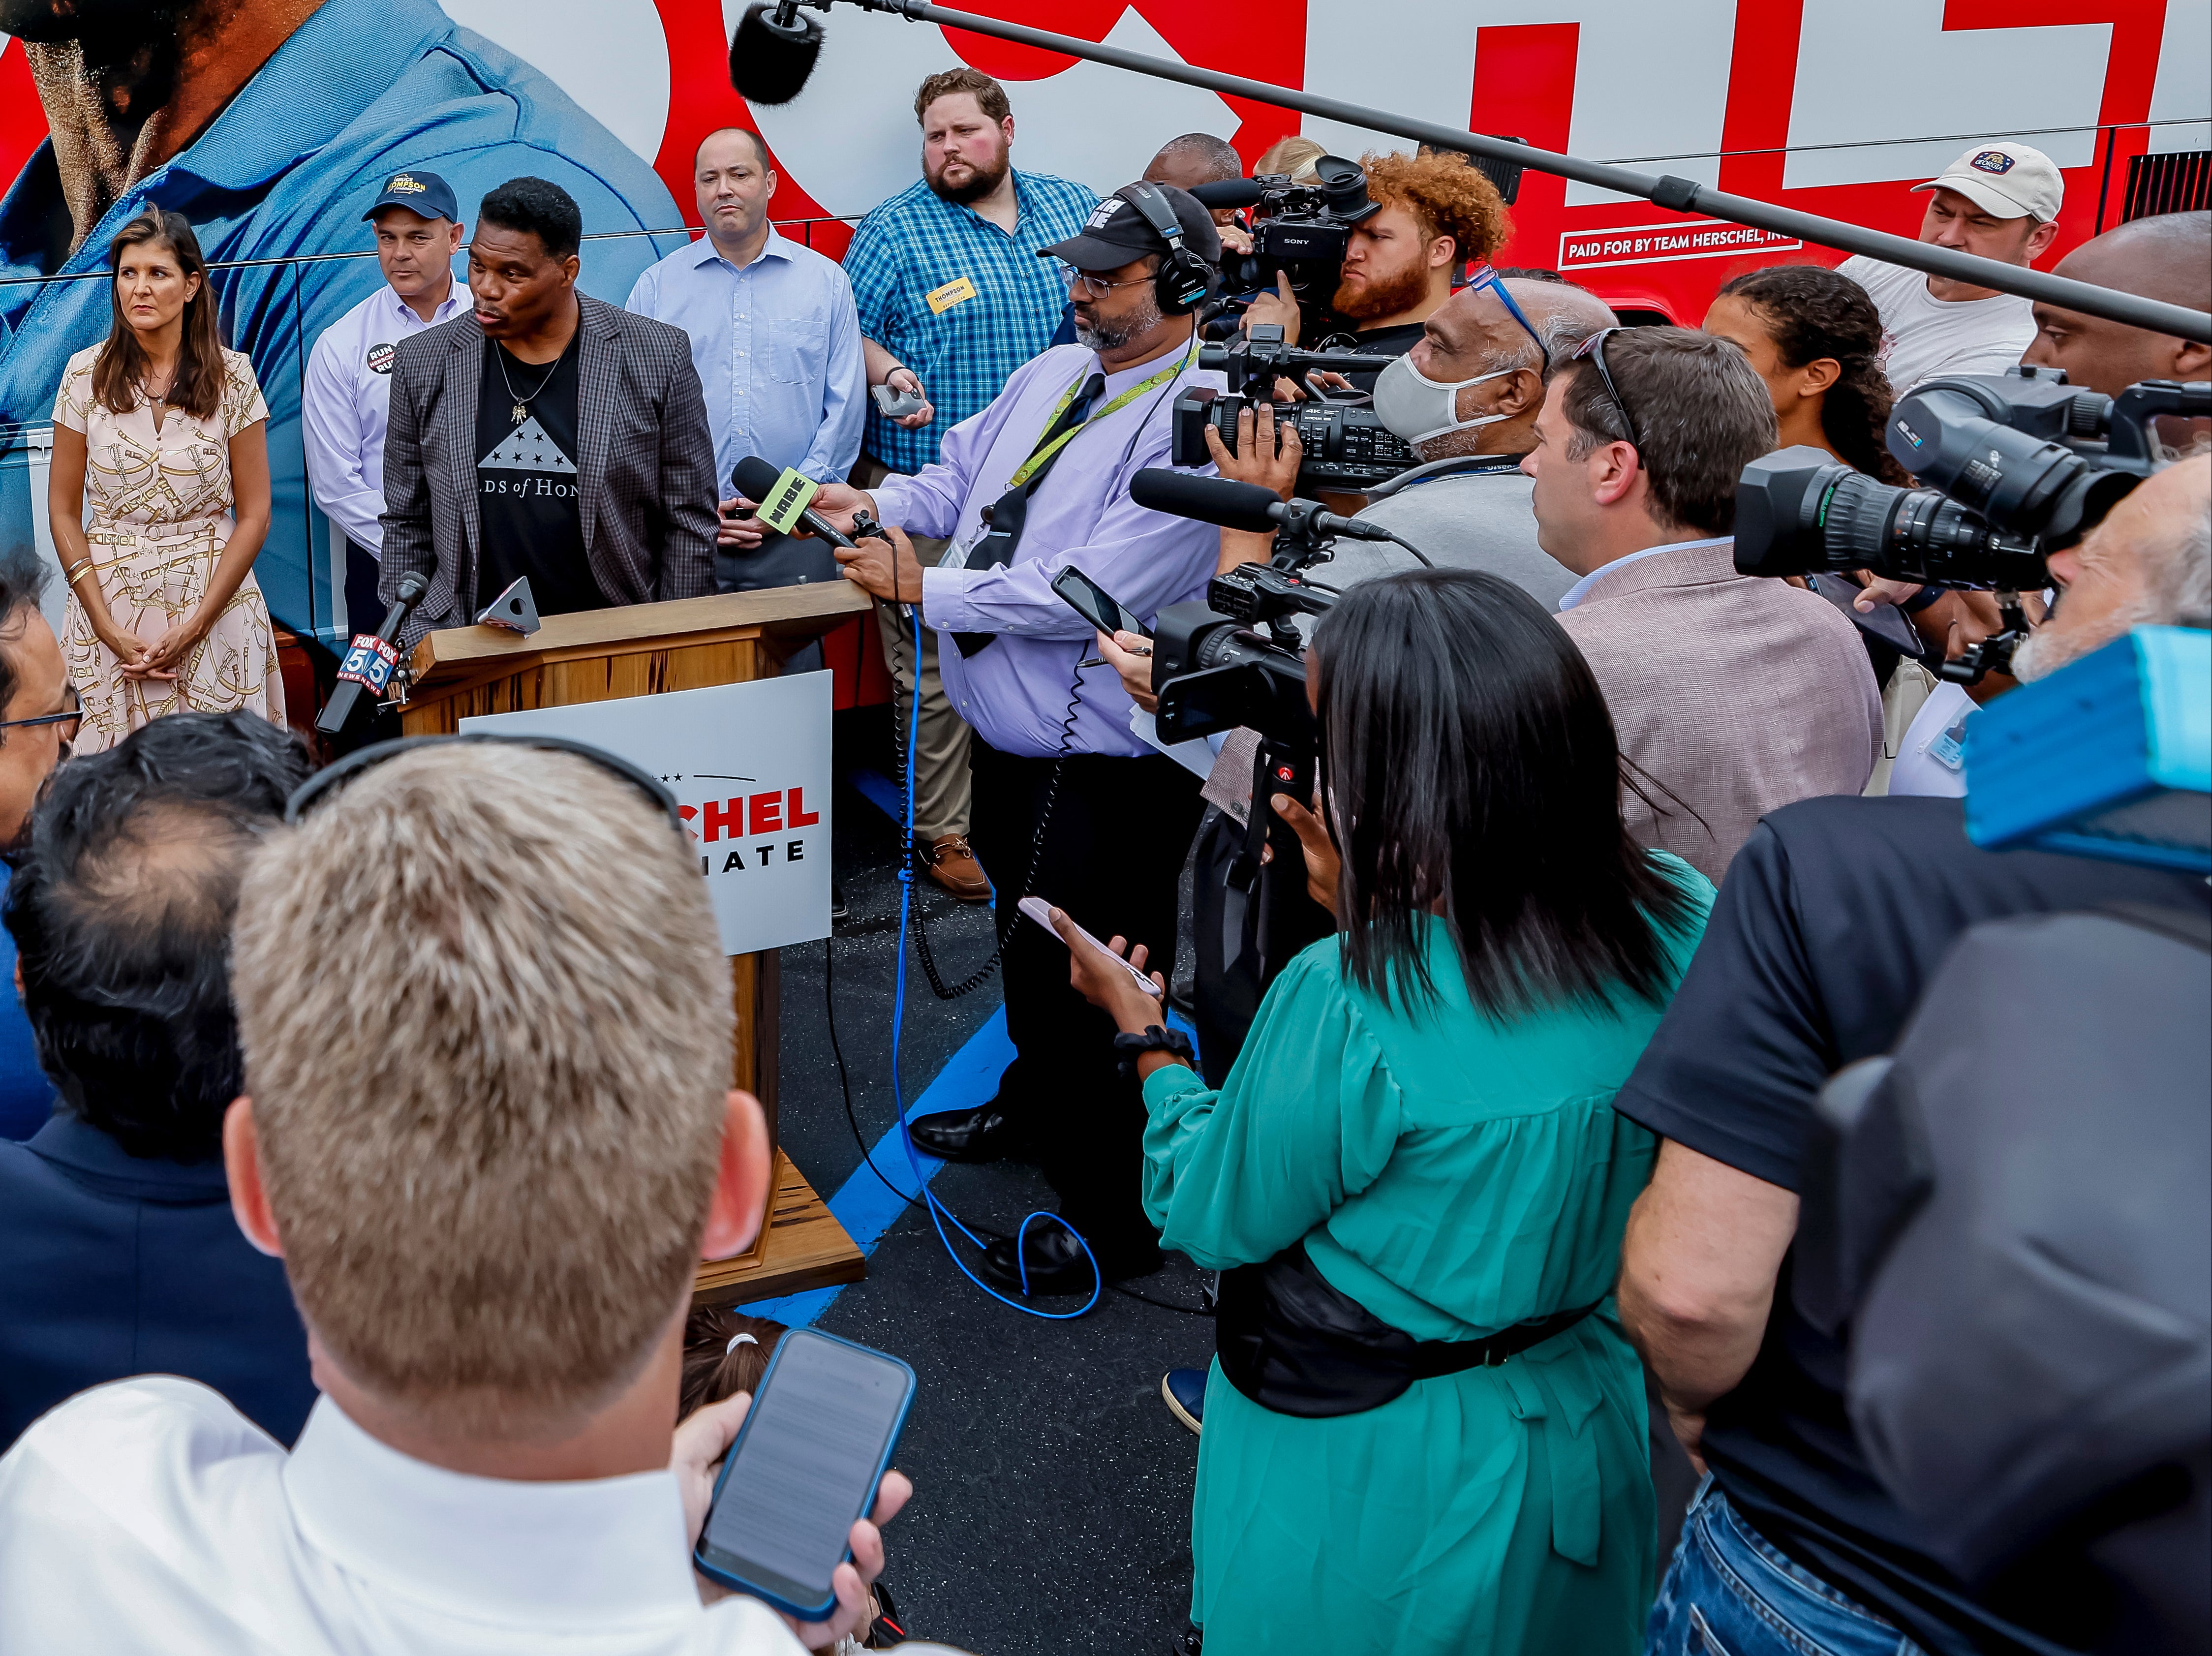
[852,454,972,842]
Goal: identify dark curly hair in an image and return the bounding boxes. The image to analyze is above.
[1718,265,1909,484]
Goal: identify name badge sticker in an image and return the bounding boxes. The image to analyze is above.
[754,466,821,536]
[926,275,979,315]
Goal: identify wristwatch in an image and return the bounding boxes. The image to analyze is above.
[1112,1024,1196,1078]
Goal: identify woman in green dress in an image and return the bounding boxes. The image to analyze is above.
[1051,570,1714,1655]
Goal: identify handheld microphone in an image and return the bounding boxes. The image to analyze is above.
[1130,469,1398,544]
[1189,178,1264,211]
[316,572,430,738]
[732,455,857,549]
[729,1,825,105]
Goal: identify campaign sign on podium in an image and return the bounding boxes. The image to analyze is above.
[460,672,833,956]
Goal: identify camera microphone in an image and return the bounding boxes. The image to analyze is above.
[1189,178,1264,210]
[316,572,430,739]
[1131,469,1397,544]
[731,454,858,549]
[729,1,825,105]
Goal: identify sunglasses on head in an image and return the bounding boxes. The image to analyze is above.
[1569,326,1642,453]
[285,733,686,836]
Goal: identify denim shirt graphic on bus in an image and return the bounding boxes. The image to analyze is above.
[0,0,684,642]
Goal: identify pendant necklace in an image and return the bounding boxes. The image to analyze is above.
[495,342,560,424]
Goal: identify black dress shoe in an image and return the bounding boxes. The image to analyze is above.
[906,1104,1021,1163]
[978,1220,1162,1295]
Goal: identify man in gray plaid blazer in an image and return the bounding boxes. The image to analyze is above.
[379,177,716,647]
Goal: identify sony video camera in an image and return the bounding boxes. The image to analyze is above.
[1203,154,1382,340]
[1170,325,1417,492]
[1734,366,2212,680]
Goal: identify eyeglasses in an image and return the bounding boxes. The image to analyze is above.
[0,683,81,747]
[1570,326,1643,452]
[284,733,686,837]
[1463,263,1548,364]
[1055,262,1150,299]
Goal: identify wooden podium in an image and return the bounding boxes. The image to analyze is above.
[400,583,875,1305]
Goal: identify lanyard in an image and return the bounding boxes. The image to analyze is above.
[1002,337,1197,491]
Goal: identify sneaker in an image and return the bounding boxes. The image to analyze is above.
[1161,1367,1205,1435]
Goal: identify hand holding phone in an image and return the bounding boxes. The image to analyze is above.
[1018,896,1163,998]
[693,1330,916,1623]
[1051,565,1152,642]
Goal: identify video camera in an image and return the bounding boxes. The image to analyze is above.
[1735,366,2212,680]
[1169,325,1417,493]
[1193,155,1381,340]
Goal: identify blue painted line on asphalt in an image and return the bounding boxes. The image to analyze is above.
[739,1007,1014,1325]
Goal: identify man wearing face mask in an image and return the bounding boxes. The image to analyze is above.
[1209,274,1617,608]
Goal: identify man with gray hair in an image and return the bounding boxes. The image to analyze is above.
[0,741,908,1653]
[1200,275,1616,608]
[1143,132,1244,228]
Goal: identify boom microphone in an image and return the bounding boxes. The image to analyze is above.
[732,454,857,549]
[1130,469,1399,544]
[729,1,824,106]
[1189,178,1265,210]
[316,572,430,740]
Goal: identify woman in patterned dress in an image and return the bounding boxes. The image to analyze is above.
[47,209,284,754]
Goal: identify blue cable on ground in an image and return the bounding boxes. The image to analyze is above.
[889,602,1100,1319]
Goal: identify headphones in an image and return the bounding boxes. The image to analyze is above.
[1124,182,1217,316]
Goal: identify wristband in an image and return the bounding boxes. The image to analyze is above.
[1113,1023,1196,1079]
[1900,583,1949,614]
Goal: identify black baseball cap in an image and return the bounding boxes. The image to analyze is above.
[1040,184,1222,271]
[363,169,460,224]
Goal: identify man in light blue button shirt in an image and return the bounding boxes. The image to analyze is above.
[626,128,864,597]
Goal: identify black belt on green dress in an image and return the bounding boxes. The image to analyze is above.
[1214,1241,1602,1419]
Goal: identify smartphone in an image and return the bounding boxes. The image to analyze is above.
[871,382,926,419]
[1807,572,1931,661]
[693,1329,916,1621]
[1017,895,1164,998]
[1051,564,1152,641]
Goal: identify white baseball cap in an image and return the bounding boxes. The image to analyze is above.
[1913,142,2063,221]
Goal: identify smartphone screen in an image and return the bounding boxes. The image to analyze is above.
[1052,565,1152,641]
[1807,573,1930,661]
[697,1331,914,1614]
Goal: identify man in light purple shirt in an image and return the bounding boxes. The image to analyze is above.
[797,184,1225,1292]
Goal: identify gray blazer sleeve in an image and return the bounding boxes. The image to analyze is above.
[654,343,720,602]
[377,338,438,608]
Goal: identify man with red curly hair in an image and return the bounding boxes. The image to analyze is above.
[1245,147,1510,371]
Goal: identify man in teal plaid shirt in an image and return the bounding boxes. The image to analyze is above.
[846,66,1096,906]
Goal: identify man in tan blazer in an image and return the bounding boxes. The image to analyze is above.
[1522,326,1879,885]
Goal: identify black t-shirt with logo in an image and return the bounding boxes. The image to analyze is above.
[474,335,606,620]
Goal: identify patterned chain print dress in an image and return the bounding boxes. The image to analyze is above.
[52,345,286,753]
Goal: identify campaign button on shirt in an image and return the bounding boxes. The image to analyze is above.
[366,343,396,375]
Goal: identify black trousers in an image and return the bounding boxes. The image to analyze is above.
[967,738,1204,1268]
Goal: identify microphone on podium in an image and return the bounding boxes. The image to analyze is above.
[316,573,430,739]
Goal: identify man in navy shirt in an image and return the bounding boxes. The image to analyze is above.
[0,0,684,640]
[0,711,316,1447]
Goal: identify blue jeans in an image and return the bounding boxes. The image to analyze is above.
[1646,1479,1926,1656]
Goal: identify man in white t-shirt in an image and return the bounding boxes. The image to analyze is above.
[0,745,909,1655]
[1838,141,2061,396]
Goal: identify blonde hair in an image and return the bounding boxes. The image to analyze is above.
[1255,135,1325,183]
[231,745,732,1437]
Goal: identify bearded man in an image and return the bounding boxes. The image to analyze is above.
[842,67,1098,902]
[784,183,1226,1296]
[1243,147,1513,387]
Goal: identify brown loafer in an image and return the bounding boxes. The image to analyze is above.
[923,834,991,902]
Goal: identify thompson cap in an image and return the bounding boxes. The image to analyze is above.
[1914,142,2063,222]
[1040,184,1223,271]
[364,169,460,225]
